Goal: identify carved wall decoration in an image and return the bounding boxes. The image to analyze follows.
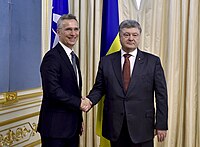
[0,92,18,105]
[0,122,38,146]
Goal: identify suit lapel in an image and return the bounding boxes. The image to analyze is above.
[127,49,144,94]
[111,51,124,90]
[56,43,79,84]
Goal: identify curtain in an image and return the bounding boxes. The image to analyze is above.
[42,0,200,146]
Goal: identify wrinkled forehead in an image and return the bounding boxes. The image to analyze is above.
[62,19,79,26]
[120,27,141,33]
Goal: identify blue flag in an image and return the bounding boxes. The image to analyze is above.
[97,0,120,146]
[100,0,120,57]
[51,0,69,48]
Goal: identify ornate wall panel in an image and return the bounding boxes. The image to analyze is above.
[0,0,49,146]
[0,88,42,147]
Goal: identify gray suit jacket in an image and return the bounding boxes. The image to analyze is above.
[88,49,168,143]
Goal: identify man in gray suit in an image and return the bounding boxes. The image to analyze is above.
[86,20,168,147]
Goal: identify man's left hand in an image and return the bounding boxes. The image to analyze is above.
[156,130,167,142]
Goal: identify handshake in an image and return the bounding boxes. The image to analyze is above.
[80,97,93,112]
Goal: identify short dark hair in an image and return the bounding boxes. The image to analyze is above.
[119,20,142,34]
[57,14,78,29]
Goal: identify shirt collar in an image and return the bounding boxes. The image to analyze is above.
[59,41,74,56]
[121,48,138,57]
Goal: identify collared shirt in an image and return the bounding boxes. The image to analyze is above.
[121,48,138,76]
[59,41,79,86]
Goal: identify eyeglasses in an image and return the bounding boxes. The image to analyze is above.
[121,32,140,38]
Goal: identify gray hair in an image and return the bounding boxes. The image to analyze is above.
[119,20,142,34]
[57,14,78,29]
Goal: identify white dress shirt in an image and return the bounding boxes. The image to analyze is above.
[121,48,138,76]
[59,41,79,86]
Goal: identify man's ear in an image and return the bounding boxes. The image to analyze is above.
[57,29,60,36]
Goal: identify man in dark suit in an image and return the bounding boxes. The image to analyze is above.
[86,20,168,147]
[37,14,90,147]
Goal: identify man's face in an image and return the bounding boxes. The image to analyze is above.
[119,27,141,52]
[57,19,79,49]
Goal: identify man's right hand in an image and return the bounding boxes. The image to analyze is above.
[80,97,92,112]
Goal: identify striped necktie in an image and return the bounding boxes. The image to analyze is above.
[71,51,77,77]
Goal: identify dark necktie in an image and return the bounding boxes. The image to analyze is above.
[71,51,77,77]
[123,54,131,92]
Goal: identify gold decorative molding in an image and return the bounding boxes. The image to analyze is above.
[0,122,38,146]
[0,92,18,105]
[18,92,42,100]
[0,97,6,104]
[0,90,42,105]
[0,100,41,114]
[0,112,39,127]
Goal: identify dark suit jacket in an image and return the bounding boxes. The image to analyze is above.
[37,43,82,138]
[88,49,168,143]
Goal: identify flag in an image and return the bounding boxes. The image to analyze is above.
[51,0,69,48]
[96,0,121,146]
